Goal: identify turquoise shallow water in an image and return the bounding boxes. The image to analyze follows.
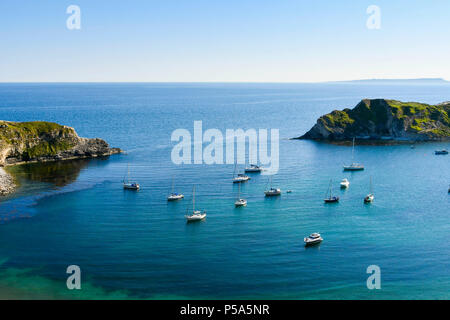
[0,83,449,299]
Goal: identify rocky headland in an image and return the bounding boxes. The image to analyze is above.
[296,99,450,141]
[0,121,121,195]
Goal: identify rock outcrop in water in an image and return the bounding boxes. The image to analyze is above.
[297,99,450,141]
[0,121,121,195]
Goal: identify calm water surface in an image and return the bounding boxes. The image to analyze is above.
[0,83,449,299]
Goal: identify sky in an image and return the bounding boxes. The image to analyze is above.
[1,0,450,82]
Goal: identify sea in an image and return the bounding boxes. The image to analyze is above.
[0,82,449,299]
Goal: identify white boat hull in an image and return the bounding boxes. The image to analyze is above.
[304,237,323,246]
[167,194,184,201]
[235,199,247,207]
[265,190,281,196]
[185,213,206,222]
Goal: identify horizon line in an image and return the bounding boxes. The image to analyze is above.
[0,77,448,84]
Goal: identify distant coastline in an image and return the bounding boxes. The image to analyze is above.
[326,78,449,84]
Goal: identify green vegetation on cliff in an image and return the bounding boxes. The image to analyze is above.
[0,121,77,160]
[299,99,450,140]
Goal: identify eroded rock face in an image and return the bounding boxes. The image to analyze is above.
[297,99,450,141]
[0,121,121,166]
[0,121,121,195]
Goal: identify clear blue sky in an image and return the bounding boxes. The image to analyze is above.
[1,0,450,82]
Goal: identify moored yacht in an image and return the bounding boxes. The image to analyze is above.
[185,186,206,222]
[264,176,281,196]
[343,138,364,171]
[324,179,339,203]
[234,183,247,207]
[232,163,250,183]
[235,198,247,207]
[265,188,281,196]
[304,233,323,246]
[167,177,184,201]
[123,163,140,190]
[233,173,250,183]
[245,164,264,173]
[168,193,184,201]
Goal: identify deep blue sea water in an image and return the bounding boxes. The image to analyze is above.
[0,82,449,299]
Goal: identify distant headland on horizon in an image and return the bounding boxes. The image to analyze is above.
[328,78,449,84]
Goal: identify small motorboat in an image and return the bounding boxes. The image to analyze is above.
[233,173,250,183]
[185,186,206,222]
[304,233,323,246]
[435,149,448,155]
[286,190,292,193]
[245,164,264,173]
[340,178,350,188]
[364,194,374,203]
[364,177,374,203]
[324,179,339,203]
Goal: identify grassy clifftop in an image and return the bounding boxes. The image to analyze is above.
[0,120,121,166]
[0,121,77,160]
[299,99,450,141]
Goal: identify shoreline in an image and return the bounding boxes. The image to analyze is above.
[0,167,15,196]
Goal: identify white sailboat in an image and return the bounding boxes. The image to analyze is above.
[343,138,364,171]
[123,163,140,190]
[167,177,184,201]
[232,163,250,183]
[264,176,281,196]
[245,164,264,173]
[185,185,206,222]
[324,179,339,203]
[234,183,247,207]
[364,176,374,203]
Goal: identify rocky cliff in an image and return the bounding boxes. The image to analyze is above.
[0,121,121,195]
[297,99,450,141]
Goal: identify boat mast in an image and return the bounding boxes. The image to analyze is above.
[192,185,195,212]
[237,182,240,200]
[330,179,333,198]
[352,137,355,162]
